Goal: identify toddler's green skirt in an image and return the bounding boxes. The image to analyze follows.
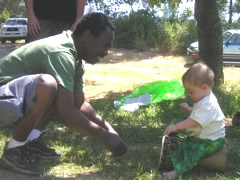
[170,136,225,174]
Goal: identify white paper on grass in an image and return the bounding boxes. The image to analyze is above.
[120,94,152,112]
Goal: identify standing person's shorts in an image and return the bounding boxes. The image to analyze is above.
[26,19,72,43]
[0,74,40,127]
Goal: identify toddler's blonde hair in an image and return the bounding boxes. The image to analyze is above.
[182,62,214,88]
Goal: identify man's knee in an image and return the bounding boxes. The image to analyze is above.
[37,74,58,96]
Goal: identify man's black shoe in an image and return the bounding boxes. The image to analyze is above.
[27,136,61,160]
[1,142,43,175]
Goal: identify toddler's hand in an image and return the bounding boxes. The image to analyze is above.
[164,124,177,135]
[180,102,190,112]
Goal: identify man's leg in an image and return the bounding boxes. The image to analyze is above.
[13,74,57,141]
[0,74,57,174]
[26,106,61,160]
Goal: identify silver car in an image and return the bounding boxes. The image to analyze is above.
[0,18,27,43]
[187,29,240,65]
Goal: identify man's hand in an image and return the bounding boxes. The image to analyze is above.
[104,132,128,156]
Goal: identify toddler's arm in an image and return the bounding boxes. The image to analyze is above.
[164,118,198,135]
[180,102,193,113]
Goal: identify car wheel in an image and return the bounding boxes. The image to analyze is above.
[11,39,15,44]
[0,39,6,44]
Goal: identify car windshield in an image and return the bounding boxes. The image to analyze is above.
[5,19,26,25]
[223,31,232,43]
[17,20,27,25]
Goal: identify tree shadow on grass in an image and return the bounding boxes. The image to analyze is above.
[38,90,188,178]
[41,123,162,179]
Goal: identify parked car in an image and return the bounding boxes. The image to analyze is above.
[0,18,27,43]
[187,29,240,65]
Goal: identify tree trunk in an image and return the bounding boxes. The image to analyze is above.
[228,0,233,24]
[194,0,224,86]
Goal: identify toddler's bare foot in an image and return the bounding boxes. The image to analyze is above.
[162,170,178,180]
[104,132,127,156]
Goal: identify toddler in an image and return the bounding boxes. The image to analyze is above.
[163,62,225,179]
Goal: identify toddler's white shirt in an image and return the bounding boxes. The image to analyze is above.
[187,91,225,141]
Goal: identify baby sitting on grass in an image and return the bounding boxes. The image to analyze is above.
[163,62,225,180]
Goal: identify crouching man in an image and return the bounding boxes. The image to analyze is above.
[0,12,127,175]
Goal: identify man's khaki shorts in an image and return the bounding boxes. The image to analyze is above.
[0,74,40,127]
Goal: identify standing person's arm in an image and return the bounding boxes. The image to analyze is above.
[71,0,86,31]
[24,0,40,37]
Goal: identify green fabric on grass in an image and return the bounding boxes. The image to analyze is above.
[116,80,185,106]
[171,136,225,174]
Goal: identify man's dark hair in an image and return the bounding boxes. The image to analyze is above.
[73,12,115,37]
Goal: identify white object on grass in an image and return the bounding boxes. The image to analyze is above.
[119,93,152,112]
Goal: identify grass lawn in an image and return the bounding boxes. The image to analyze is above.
[1,48,240,179]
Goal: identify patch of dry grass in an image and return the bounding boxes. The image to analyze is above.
[84,48,240,100]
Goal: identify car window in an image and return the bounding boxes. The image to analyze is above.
[5,20,17,25]
[227,34,240,45]
[5,19,26,25]
[17,20,27,25]
[234,34,240,45]
[223,31,232,43]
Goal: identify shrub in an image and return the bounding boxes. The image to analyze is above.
[174,20,197,54]
[0,8,10,24]
[157,19,197,54]
[113,10,197,54]
[113,10,159,51]
[157,21,175,53]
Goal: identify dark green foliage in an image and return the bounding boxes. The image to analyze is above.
[214,85,240,117]
[113,9,198,54]
[151,19,198,54]
[157,21,174,53]
[0,0,26,24]
[0,9,10,24]
[222,21,240,32]
[113,10,160,51]
[174,20,198,54]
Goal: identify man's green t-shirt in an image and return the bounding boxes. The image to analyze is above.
[0,31,84,92]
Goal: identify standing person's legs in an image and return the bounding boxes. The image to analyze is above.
[0,74,58,175]
[26,19,72,43]
[26,20,53,42]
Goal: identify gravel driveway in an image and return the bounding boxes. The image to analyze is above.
[0,42,25,59]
